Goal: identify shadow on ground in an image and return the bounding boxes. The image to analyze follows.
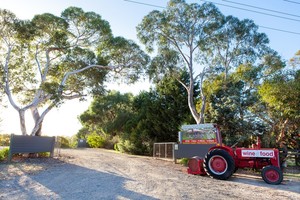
[0,161,158,200]
[229,170,300,194]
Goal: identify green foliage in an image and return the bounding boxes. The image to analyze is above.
[37,152,50,157]
[258,71,300,119]
[257,69,300,148]
[87,133,105,148]
[205,70,265,146]
[289,50,300,68]
[0,134,10,146]
[179,158,189,166]
[78,71,194,155]
[115,139,135,154]
[98,37,150,83]
[72,1,298,154]
[0,6,149,136]
[0,148,9,161]
[137,0,226,123]
[76,127,90,140]
[58,136,71,148]
[137,0,272,124]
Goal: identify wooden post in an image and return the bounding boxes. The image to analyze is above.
[8,134,14,162]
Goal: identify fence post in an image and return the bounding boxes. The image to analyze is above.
[8,134,14,162]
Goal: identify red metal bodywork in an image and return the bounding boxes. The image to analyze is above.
[208,128,280,169]
[187,129,281,174]
[234,147,280,169]
[187,156,206,175]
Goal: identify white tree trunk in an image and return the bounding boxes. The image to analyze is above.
[31,107,42,136]
[19,110,27,135]
[199,95,206,124]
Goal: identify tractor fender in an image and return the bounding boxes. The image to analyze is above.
[208,145,235,158]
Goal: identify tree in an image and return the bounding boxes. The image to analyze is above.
[289,50,300,68]
[201,15,270,81]
[258,69,300,148]
[205,71,265,146]
[78,71,194,155]
[129,73,193,144]
[0,7,149,136]
[137,0,271,124]
[79,91,134,137]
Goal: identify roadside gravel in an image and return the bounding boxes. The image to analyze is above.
[0,148,299,200]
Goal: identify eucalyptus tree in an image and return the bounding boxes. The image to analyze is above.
[0,7,149,136]
[258,68,300,147]
[137,0,271,124]
[79,91,135,136]
[290,50,300,68]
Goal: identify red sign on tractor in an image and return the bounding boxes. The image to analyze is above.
[241,150,275,158]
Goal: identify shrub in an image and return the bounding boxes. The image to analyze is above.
[114,139,151,155]
[0,148,9,161]
[56,136,78,148]
[59,136,71,148]
[0,134,10,146]
[38,152,50,157]
[103,135,120,150]
[179,158,189,166]
[115,139,134,153]
[87,133,105,148]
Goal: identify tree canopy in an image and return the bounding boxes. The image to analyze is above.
[137,0,274,125]
[0,7,149,136]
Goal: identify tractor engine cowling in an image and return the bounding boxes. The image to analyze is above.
[234,148,281,169]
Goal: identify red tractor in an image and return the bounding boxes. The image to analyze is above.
[179,124,283,184]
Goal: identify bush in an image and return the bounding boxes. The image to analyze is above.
[0,134,10,146]
[59,136,71,148]
[87,133,105,148]
[103,135,120,150]
[0,148,9,161]
[179,158,189,166]
[115,139,135,153]
[57,136,78,148]
[115,139,151,155]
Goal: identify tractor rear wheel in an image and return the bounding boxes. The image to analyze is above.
[203,149,235,180]
[261,165,283,185]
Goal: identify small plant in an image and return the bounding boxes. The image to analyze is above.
[0,148,9,161]
[179,158,189,166]
[38,152,50,157]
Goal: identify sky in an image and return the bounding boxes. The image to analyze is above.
[0,0,299,137]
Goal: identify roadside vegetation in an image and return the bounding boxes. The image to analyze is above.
[0,1,299,160]
[76,1,299,156]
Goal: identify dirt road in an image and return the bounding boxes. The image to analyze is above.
[0,148,299,200]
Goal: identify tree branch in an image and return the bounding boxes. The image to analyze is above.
[60,64,115,88]
[3,45,20,111]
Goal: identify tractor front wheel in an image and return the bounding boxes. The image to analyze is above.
[204,149,235,180]
[261,165,283,185]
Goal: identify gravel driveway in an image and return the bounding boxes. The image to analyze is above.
[0,148,299,200]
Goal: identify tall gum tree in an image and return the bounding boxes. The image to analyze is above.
[0,7,149,136]
[137,0,272,124]
[257,51,299,146]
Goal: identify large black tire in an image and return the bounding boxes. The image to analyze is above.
[261,165,283,185]
[203,149,235,180]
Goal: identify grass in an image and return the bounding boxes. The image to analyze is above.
[0,148,9,161]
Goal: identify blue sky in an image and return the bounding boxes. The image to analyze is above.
[1,0,299,136]
[1,0,299,59]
